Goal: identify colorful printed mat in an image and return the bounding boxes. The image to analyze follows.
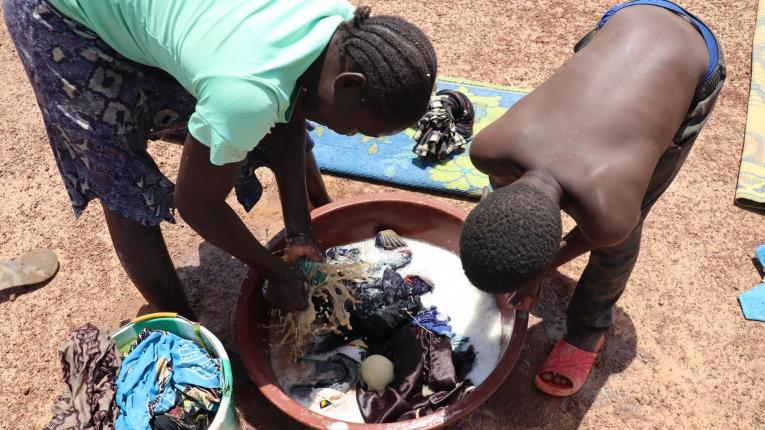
[311,78,529,198]
[735,0,765,212]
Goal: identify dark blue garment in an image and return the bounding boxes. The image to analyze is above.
[325,246,363,265]
[411,307,452,336]
[598,0,720,81]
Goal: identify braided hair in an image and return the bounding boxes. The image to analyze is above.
[339,6,437,125]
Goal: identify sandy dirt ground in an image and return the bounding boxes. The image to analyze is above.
[1,1,764,429]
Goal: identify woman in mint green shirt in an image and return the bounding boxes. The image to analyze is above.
[4,0,437,317]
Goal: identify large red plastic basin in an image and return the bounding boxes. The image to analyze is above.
[235,192,529,429]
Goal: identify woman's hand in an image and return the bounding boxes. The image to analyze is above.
[266,267,309,312]
[286,231,325,264]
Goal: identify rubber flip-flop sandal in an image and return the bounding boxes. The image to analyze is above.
[534,335,605,397]
[0,248,59,291]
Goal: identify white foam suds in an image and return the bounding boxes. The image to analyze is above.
[270,236,504,422]
[352,237,503,385]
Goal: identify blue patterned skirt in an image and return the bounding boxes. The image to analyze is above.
[3,0,310,226]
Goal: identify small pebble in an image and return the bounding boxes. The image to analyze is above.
[9,294,16,302]
[23,388,30,396]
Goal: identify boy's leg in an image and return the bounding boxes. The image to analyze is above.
[564,134,696,352]
[565,221,643,351]
[305,150,332,209]
[102,205,196,319]
[545,137,698,388]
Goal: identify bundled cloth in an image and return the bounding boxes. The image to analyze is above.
[412,90,475,161]
[44,324,121,430]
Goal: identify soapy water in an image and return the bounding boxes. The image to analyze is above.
[269,237,505,421]
[353,237,504,385]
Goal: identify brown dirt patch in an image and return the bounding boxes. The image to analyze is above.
[1,1,763,429]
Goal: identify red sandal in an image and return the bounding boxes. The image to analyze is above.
[534,335,605,397]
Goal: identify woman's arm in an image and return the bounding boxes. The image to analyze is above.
[258,118,325,264]
[305,149,332,209]
[174,134,307,311]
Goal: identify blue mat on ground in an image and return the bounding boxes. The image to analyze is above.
[311,78,530,198]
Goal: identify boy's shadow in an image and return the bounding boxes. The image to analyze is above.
[458,271,638,429]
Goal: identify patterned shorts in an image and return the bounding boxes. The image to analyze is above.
[4,0,312,226]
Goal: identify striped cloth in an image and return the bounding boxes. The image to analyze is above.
[735,0,765,211]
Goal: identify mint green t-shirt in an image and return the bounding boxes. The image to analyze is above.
[49,0,355,165]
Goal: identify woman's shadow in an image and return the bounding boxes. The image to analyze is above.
[456,271,638,429]
[167,241,305,429]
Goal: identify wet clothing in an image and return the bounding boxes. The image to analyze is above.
[284,341,367,424]
[305,388,364,423]
[325,246,364,265]
[3,0,326,226]
[565,0,726,346]
[289,353,360,399]
[285,240,483,423]
[411,307,452,336]
[371,249,414,273]
[47,0,354,165]
[44,324,121,430]
[355,268,426,340]
[356,326,476,423]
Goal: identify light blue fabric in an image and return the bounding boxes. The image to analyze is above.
[739,245,765,322]
[740,283,765,322]
[450,335,472,353]
[755,244,765,269]
[114,331,221,430]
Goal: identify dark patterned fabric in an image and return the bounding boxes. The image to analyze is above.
[412,90,475,161]
[3,0,314,226]
[44,324,121,430]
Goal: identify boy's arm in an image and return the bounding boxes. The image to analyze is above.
[552,227,594,268]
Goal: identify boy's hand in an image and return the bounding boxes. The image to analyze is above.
[481,186,491,201]
[509,290,538,312]
[509,275,543,312]
[286,231,325,264]
[266,268,309,312]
